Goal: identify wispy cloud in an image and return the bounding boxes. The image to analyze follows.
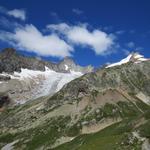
[7,9,26,21]
[72,8,83,15]
[115,30,125,35]
[126,41,135,49]
[124,42,143,54]
[135,47,143,51]
[0,6,26,21]
[50,11,61,22]
[103,26,113,32]
[50,12,58,17]
[123,49,131,56]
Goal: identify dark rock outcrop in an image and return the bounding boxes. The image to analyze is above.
[0,94,10,108]
[0,74,11,81]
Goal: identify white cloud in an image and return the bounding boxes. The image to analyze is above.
[123,49,131,56]
[72,8,83,15]
[7,9,26,21]
[135,47,143,51]
[0,24,73,57]
[126,42,135,48]
[48,23,70,33]
[47,23,115,55]
[103,26,113,32]
[0,6,26,21]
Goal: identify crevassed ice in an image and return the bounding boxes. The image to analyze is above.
[2,66,83,103]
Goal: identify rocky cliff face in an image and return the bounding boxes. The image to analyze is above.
[0,48,47,73]
[0,48,93,74]
[0,51,149,150]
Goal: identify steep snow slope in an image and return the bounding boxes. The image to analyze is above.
[106,53,148,68]
[0,67,83,104]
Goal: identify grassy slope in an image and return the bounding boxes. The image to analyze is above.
[0,99,149,150]
[0,92,150,150]
[53,101,150,150]
[54,118,150,150]
[53,119,132,150]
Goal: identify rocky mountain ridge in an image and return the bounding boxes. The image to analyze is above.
[0,49,150,150]
[106,52,148,68]
[0,48,93,74]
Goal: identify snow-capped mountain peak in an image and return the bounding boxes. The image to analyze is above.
[106,52,148,68]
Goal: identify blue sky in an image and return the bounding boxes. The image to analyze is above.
[0,0,150,67]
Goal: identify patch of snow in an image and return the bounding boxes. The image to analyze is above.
[138,58,148,61]
[55,70,83,91]
[64,65,69,71]
[70,70,83,76]
[106,54,132,68]
[10,67,55,80]
[135,58,148,64]
[106,53,148,68]
[134,53,148,63]
[134,54,143,59]
[133,53,145,59]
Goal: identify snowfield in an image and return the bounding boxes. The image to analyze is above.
[1,67,83,104]
[106,53,148,68]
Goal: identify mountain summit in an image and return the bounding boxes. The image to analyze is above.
[106,52,148,68]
